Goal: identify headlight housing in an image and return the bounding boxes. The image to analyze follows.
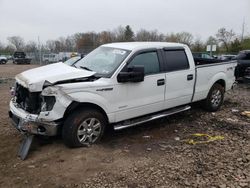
[41,96,56,112]
[42,86,60,96]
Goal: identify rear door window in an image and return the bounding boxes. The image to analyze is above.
[164,50,189,72]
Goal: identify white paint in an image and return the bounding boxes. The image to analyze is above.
[15,62,95,91]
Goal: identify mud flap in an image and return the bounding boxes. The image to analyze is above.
[18,134,34,160]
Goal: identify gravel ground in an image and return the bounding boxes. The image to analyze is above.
[0,64,249,188]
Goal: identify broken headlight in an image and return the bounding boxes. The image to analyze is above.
[41,96,56,112]
[42,86,58,96]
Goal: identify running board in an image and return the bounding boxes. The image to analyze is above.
[114,105,191,131]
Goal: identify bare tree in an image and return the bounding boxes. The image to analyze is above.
[166,32,193,46]
[177,32,193,46]
[135,29,151,41]
[98,31,114,44]
[113,26,126,42]
[216,28,235,52]
[25,41,38,52]
[65,36,76,51]
[46,40,56,52]
[7,36,25,50]
[192,37,205,52]
[75,32,98,53]
[135,29,164,41]
[165,33,179,43]
[5,45,16,53]
[54,40,63,53]
[0,41,4,50]
[206,36,218,46]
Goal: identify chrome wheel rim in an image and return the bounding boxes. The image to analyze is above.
[211,89,222,107]
[77,118,101,144]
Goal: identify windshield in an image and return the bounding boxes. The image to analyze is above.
[74,46,130,76]
[202,54,213,59]
[64,56,81,66]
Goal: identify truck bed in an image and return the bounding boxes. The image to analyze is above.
[193,61,237,102]
[194,57,227,66]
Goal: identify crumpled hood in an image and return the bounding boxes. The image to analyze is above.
[15,62,95,92]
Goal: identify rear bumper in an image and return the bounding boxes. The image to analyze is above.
[14,59,31,64]
[9,100,60,136]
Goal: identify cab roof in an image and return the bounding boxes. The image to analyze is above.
[102,42,186,51]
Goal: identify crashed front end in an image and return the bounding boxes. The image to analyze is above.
[8,62,98,159]
[9,81,71,137]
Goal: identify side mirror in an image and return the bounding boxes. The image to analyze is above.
[117,65,145,83]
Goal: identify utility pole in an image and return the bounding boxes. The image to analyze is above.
[241,18,245,42]
[210,45,213,57]
[38,36,42,65]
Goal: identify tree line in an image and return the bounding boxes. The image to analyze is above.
[0,25,249,55]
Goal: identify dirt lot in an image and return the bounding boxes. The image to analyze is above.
[0,64,249,188]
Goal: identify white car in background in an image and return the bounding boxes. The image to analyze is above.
[218,54,236,61]
[0,54,7,64]
[42,53,59,63]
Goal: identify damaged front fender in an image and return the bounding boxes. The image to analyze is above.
[39,86,73,121]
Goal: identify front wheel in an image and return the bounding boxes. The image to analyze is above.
[203,83,224,112]
[0,60,7,64]
[62,108,106,147]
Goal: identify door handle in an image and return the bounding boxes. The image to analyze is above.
[187,74,193,81]
[157,79,165,86]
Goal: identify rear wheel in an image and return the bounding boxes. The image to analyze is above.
[203,83,224,112]
[62,108,106,147]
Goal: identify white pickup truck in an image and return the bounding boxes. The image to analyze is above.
[9,42,236,152]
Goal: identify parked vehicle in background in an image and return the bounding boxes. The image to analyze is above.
[217,54,236,61]
[42,53,59,64]
[0,54,8,64]
[192,52,214,59]
[192,52,225,65]
[58,52,79,62]
[13,52,31,64]
[9,42,237,156]
[64,56,82,66]
[6,55,13,61]
[43,52,80,64]
[244,68,250,81]
[234,50,250,79]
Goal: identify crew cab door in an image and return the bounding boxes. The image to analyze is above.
[115,49,166,122]
[162,48,195,108]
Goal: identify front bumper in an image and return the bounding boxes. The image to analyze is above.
[9,100,60,136]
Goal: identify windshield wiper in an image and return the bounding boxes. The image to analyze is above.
[79,66,93,71]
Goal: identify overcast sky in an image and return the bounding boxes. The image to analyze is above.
[0,0,249,44]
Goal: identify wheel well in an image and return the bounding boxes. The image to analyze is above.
[214,79,226,91]
[63,101,109,123]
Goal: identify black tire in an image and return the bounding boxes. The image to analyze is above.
[0,60,6,64]
[203,83,224,112]
[62,108,107,148]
